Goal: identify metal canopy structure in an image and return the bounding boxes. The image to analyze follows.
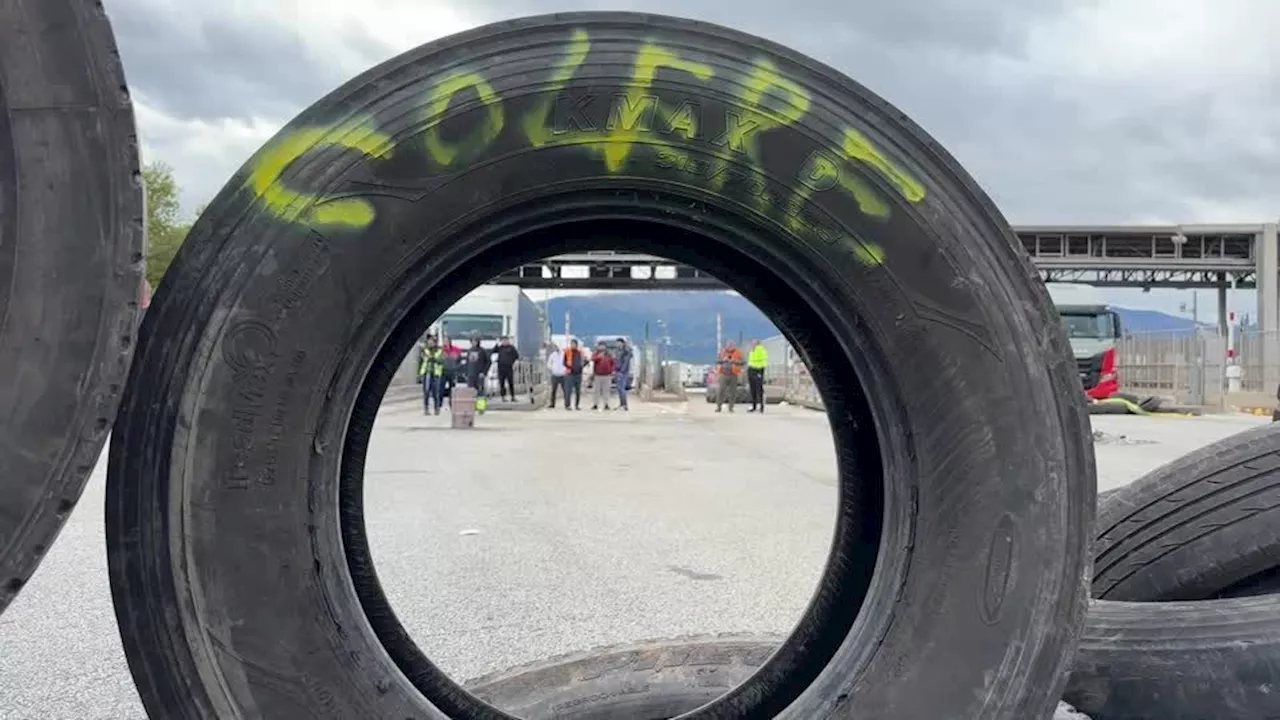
[490,221,1280,335]
[490,224,1272,290]
[1018,224,1261,289]
[491,253,724,290]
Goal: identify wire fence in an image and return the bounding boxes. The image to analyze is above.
[1117,329,1280,407]
[1116,330,1226,406]
[697,330,1280,412]
[389,331,1280,412]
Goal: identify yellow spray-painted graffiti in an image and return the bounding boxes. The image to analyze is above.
[239,27,924,270]
[421,71,504,167]
[595,42,714,172]
[741,59,810,126]
[695,58,809,197]
[524,30,591,147]
[841,128,925,203]
[244,119,392,229]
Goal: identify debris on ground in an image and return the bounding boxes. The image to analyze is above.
[1092,431,1158,446]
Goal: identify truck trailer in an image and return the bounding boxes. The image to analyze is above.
[431,285,544,359]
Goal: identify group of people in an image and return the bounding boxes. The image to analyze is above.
[417,332,771,416]
[416,334,523,415]
[544,338,633,411]
[712,339,770,413]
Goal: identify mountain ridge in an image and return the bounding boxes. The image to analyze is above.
[537,291,1202,363]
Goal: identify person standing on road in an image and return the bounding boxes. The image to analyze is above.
[590,341,615,411]
[465,337,492,413]
[562,339,587,410]
[417,335,446,415]
[613,337,633,411]
[746,338,768,413]
[545,342,567,409]
[439,334,462,408]
[715,341,745,413]
[494,336,520,402]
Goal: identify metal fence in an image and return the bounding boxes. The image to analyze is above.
[1234,330,1280,396]
[749,329,1280,412]
[1116,330,1226,407]
[660,362,688,399]
[639,342,661,392]
[1114,328,1280,407]
[479,358,548,401]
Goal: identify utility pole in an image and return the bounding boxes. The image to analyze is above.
[544,288,552,342]
[715,312,722,352]
[1180,292,1201,328]
[564,310,571,342]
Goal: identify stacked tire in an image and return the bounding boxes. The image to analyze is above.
[1065,422,1280,720]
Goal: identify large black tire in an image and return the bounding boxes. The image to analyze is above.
[107,12,1093,719]
[0,0,143,614]
[464,636,1094,719]
[1093,422,1280,601]
[1064,595,1280,720]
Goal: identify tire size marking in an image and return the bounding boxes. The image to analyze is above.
[222,320,280,490]
[219,320,308,491]
[240,29,925,269]
[551,685,650,713]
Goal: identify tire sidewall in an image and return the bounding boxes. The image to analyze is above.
[110,13,1092,719]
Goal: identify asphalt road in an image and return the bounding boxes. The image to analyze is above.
[0,397,1269,719]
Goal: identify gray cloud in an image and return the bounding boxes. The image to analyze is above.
[465,0,1083,58]
[108,1,396,122]
[104,0,1278,228]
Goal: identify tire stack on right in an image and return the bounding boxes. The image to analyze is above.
[1065,421,1280,720]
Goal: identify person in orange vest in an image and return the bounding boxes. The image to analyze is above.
[562,339,587,410]
[715,341,745,413]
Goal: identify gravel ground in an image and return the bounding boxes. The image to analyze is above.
[0,398,1268,719]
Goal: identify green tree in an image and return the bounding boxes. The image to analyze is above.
[142,161,194,288]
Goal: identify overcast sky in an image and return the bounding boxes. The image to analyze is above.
[107,0,1277,317]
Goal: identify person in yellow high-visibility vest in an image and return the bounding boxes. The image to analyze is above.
[417,335,446,415]
[746,339,769,413]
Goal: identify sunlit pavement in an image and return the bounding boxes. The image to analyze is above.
[0,397,1269,718]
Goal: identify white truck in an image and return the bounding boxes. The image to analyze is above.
[419,286,546,396]
[431,285,543,358]
[1044,282,1123,399]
